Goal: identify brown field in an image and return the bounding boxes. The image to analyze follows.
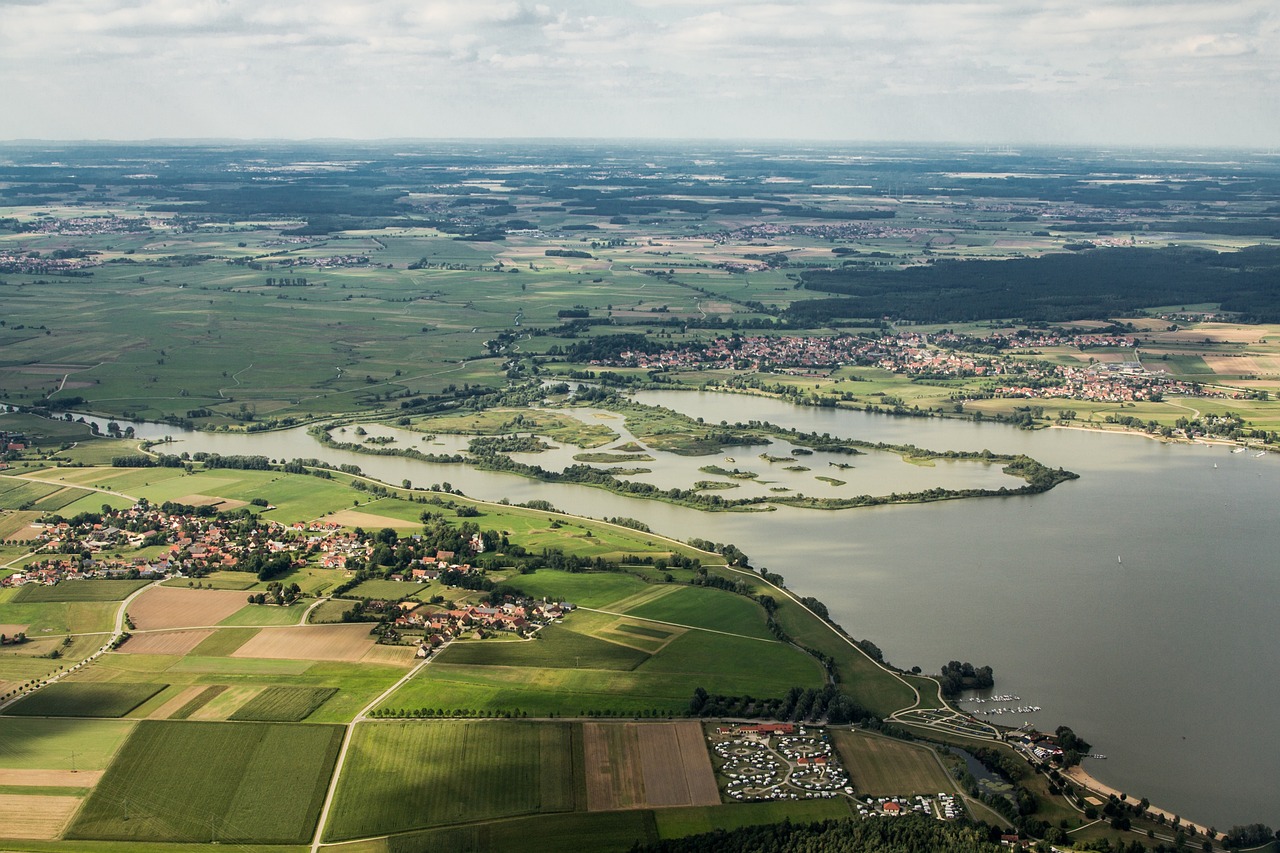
[833,730,954,796]
[0,623,31,637]
[128,587,250,630]
[119,629,214,656]
[0,793,82,839]
[146,685,210,719]
[173,493,248,510]
[0,768,102,787]
[231,623,379,662]
[1203,354,1280,376]
[326,509,420,530]
[583,722,719,812]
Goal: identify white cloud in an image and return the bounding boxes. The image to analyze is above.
[0,0,1276,144]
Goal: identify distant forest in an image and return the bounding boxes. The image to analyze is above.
[791,245,1280,324]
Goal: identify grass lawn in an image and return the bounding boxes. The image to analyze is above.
[7,682,167,718]
[345,579,425,600]
[68,720,343,844]
[324,720,582,841]
[0,718,136,770]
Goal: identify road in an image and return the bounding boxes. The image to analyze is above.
[308,648,440,852]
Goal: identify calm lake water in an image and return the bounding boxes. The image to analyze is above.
[50,393,1280,828]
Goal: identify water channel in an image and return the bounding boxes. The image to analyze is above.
[45,391,1280,828]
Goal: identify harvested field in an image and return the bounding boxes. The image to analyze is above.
[119,629,214,656]
[128,587,250,630]
[327,509,421,530]
[361,643,419,665]
[833,730,954,796]
[173,493,248,510]
[0,511,41,540]
[583,722,719,811]
[166,685,228,720]
[0,623,31,637]
[232,623,378,663]
[0,768,102,787]
[1203,354,1280,375]
[147,685,212,720]
[0,793,82,839]
[188,685,261,721]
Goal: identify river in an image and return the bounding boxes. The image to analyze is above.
[49,393,1280,829]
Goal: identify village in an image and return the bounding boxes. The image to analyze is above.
[587,331,1233,405]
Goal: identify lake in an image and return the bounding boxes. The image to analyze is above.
[46,392,1280,829]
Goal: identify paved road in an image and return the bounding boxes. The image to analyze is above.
[308,648,440,852]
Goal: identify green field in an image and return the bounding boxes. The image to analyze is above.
[373,811,656,853]
[68,720,343,844]
[217,601,309,626]
[324,720,582,841]
[228,686,337,722]
[439,624,650,671]
[0,718,136,770]
[186,628,259,657]
[7,682,167,718]
[832,730,956,796]
[621,585,775,640]
[501,570,649,608]
[11,580,151,603]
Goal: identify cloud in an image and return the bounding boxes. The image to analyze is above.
[0,0,1276,144]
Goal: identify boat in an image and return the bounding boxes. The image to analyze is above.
[1117,556,1122,565]
[1256,451,1267,458]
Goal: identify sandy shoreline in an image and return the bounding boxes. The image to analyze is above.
[1065,766,1213,836]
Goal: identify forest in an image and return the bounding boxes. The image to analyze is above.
[792,245,1280,324]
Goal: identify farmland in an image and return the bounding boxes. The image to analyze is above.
[582,722,720,811]
[67,720,342,844]
[227,686,337,722]
[7,683,167,718]
[832,730,957,797]
[10,581,150,604]
[324,720,582,841]
[127,587,251,630]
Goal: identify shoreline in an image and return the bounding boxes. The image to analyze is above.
[1065,766,1213,837]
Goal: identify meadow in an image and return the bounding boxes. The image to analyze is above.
[67,720,342,844]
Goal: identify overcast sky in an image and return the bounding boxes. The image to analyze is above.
[2,0,1277,147]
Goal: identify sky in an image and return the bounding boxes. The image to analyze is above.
[2,0,1277,147]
